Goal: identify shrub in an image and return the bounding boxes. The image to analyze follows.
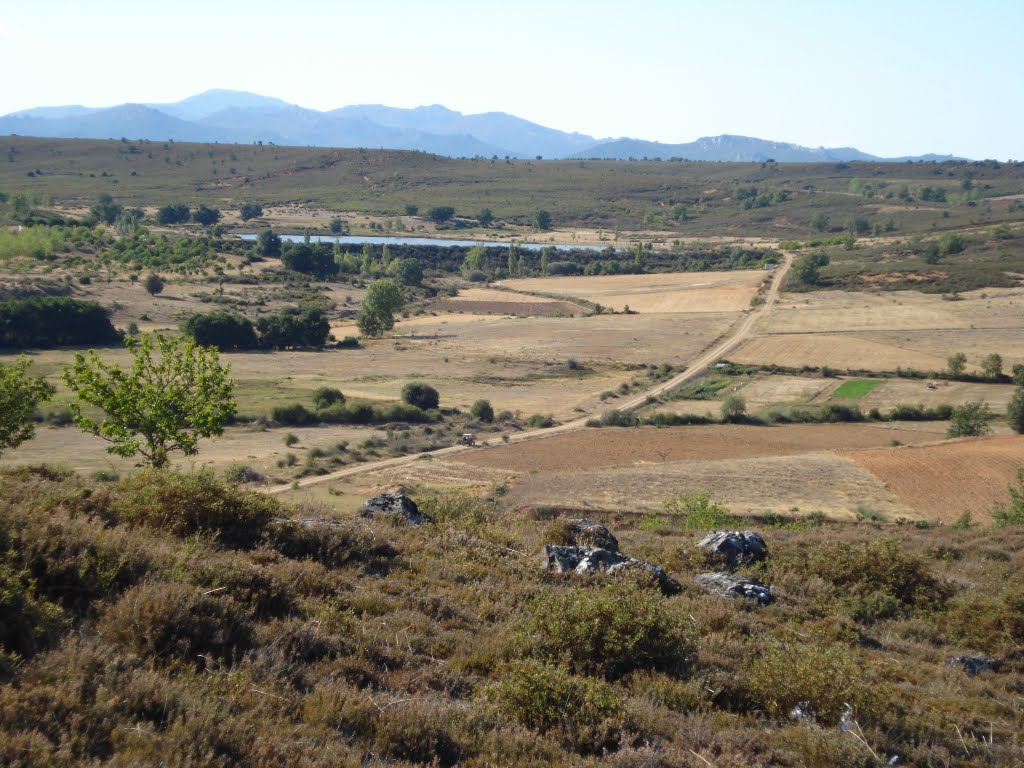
[525,413,554,428]
[720,393,746,422]
[312,387,345,409]
[947,401,992,437]
[181,312,258,351]
[98,582,252,666]
[111,469,280,547]
[283,432,299,447]
[991,467,1024,527]
[0,561,70,668]
[661,489,733,530]
[596,409,638,427]
[470,399,494,423]
[271,403,316,426]
[520,583,695,680]
[487,660,625,752]
[401,382,439,410]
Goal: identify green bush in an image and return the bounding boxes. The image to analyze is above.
[111,469,280,547]
[312,386,345,409]
[661,489,733,530]
[470,399,494,423]
[401,382,439,410]
[271,403,316,426]
[520,583,695,680]
[0,561,70,670]
[991,467,1024,527]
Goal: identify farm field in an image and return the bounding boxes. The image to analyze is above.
[498,270,767,313]
[841,435,1024,523]
[729,333,949,372]
[428,286,583,316]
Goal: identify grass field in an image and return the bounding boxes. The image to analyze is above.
[831,379,883,398]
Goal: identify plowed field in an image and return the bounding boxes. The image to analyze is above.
[428,298,582,316]
[730,334,948,371]
[840,435,1024,523]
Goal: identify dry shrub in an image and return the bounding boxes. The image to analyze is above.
[99,582,253,666]
[373,699,462,767]
[0,562,70,672]
[743,639,884,725]
[944,585,1024,655]
[520,582,696,680]
[189,554,296,620]
[112,469,281,547]
[487,659,626,754]
[265,516,397,570]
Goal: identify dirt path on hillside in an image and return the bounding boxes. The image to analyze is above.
[267,254,793,494]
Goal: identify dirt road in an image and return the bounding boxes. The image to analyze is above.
[267,255,793,494]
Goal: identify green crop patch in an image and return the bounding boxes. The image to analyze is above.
[831,379,882,399]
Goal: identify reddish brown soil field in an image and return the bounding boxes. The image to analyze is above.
[457,423,937,472]
[427,299,582,316]
[840,435,1024,523]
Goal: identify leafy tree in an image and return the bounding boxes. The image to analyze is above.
[404,204,419,216]
[238,203,263,221]
[535,209,552,230]
[402,382,439,410]
[0,297,119,349]
[256,228,282,258]
[143,273,164,296]
[477,208,494,227]
[329,217,345,234]
[1007,387,1024,434]
[426,206,455,224]
[721,394,746,422]
[991,468,1024,527]
[156,204,190,225]
[471,399,494,423]
[947,352,967,377]
[0,357,55,457]
[811,212,830,232]
[181,312,258,351]
[981,353,1003,379]
[1013,364,1024,387]
[794,251,829,285]
[256,308,330,350]
[946,401,992,438]
[356,279,403,338]
[280,243,338,277]
[115,208,144,237]
[90,194,122,225]
[312,387,345,410]
[192,205,221,226]
[939,233,966,256]
[62,333,236,469]
[389,258,423,286]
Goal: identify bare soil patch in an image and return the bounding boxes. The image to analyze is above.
[861,379,1019,412]
[455,423,937,473]
[730,334,948,371]
[499,271,766,313]
[840,435,1024,523]
[428,298,582,316]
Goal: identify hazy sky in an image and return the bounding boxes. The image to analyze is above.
[2,0,1020,159]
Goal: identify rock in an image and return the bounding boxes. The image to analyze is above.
[541,545,681,595]
[697,530,768,567]
[361,492,434,525]
[566,518,619,552]
[949,654,995,676]
[694,572,773,605]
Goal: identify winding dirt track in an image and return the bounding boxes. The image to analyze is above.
[267,255,793,495]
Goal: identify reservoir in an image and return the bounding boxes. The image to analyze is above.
[235,233,613,252]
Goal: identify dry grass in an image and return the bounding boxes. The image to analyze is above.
[731,333,949,371]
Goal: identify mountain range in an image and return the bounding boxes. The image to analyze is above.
[0,89,963,163]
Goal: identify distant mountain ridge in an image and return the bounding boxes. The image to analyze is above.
[0,89,965,162]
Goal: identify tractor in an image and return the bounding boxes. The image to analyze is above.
[459,433,477,447]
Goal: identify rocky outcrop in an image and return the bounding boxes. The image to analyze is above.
[697,531,768,567]
[694,572,773,605]
[541,545,681,595]
[949,654,995,676]
[563,519,619,552]
[361,493,434,525]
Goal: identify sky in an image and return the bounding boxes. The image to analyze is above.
[1,0,1021,159]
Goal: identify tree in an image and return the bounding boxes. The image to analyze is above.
[239,203,263,221]
[181,312,258,351]
[535,209,552,230]
[794,251,829,285]
[471,399,494,423]
[312,387,345,410]
[1007,387,1024,434]
[1013,364,1024,387]
[329,217,345,234]
[721,394,746,422]
[256,228,282,258]
[143,273,164,296]
[192,205,221,226]
[62,333,236,469]
[115,208,144,237]
[811,213,830,232]
[256,308,330,350]
[90,194,122,225]
[477,208,494,227]
[0,357,55,457]
[156,204,190,225]
[402,382,439,410]
[404,204,419,216]
[947,352,967,377]
[426,206,455,224]
[389,258,423,286]
[946,401,992,438]
[356,279,403,338]
[981,353,1003,379]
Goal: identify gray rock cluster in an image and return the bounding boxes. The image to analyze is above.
[694,529,773,606]
[361,493,434,525]
[562,518,619,552]
[696,530,768,567]
[949,654,995,676]
[541,522,681,596]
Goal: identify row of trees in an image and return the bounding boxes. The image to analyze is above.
[156,204,221,226]
[181,308,330,351]
[0,297,120,348]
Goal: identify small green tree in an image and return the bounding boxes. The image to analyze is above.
[811,212,830,232]
[0,357,56,457]
[471,399,494,423]
[256,228,282,258]
[946,401,992,438]
[143,273,164,296]
[238,203,263,221]
[721,394,746,422]
[1007,387,1024,434]
[981,353,1003,379]
[401,382,439,410]
[947,352,967,377]
[426,206,455,224]
[355,279,404,338]
[991,468,1024,527]
[1012,364,1024,387]
[62,334,236,468]
[477,208,494,227]
[662,489,732,529]
[535,209,552,230]
[312,387,345,410]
